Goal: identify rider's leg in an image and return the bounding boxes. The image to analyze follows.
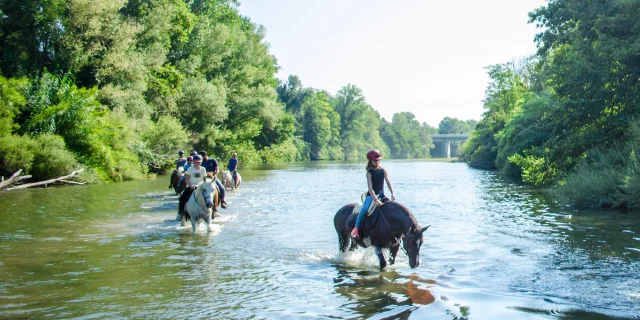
[215,178,227,208]
[351,195,373,238]
[177,187,194,220]
[177,176,185,190]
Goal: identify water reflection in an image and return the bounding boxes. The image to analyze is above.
[331,264,470,319]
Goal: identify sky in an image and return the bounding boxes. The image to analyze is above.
[237,0,548,127]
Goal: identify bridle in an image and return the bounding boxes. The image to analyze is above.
[193,183,211,207]
[379,208,417,257]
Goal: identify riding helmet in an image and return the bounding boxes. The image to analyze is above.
[192,155,202,162]
[187,156,193,161]
[178,150,184,155]
[366,149,382,161]
[191,151,198,156]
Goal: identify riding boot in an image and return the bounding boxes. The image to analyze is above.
[215,179,227,208]
[351,227,359,238]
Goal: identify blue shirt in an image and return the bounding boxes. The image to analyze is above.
[227,158,238,171]
[202,158,218,173]
[175,158,187,169]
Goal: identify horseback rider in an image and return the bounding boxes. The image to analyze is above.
[169,150,187,188]
[183,156,193,171]
[227,152,239,182]
[200,151,227,209]
[177,155,207,220]
[351,149,396,238]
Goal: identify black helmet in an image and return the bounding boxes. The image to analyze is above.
[178,150,184,155]
[191,151,198,156]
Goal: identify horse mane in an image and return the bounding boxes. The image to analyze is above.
[384,201,420,231]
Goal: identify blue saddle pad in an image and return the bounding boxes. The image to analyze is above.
[347,208,380,231]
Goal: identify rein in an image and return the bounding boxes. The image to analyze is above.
[378,206,414,256]
[193,184,208,207]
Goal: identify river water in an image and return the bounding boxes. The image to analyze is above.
[1,161,639,319]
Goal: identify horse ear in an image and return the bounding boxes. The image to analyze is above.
[421,225,430,233]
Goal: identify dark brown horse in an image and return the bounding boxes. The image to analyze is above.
[170,169,186,195]
[334,201,429,269]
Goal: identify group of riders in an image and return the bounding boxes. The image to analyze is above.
[169,150,240,220]
[168,147,392,240]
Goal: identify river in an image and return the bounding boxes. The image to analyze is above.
[1,161,639,319]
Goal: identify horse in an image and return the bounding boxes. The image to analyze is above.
[334,201,429,269]
[180,179,220,232]
[222,170,241,190]
[170,167,185,195]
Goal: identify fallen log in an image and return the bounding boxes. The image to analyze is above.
[59,180,86,186]
[0,169,33,189]
[5,169,85,191]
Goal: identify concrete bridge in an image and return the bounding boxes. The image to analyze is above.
[431,134,470,158]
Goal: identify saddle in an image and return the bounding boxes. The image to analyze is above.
[352,192,377,217]
[347,193,391,233]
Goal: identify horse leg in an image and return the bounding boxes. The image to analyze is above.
[180,212,187,228]
[374,245,387,270]
[206,209,214,232]
[191,216,197,233]
[389,243,400,265]
[348,235,358,251]
[338,234,349,253]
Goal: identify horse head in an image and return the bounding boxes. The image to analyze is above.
[199,178,216,208]
[403,225,430,268]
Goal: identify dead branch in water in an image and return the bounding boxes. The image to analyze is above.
[3,169,85,191]
[0,169,33,189]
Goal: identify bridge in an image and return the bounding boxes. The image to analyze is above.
[431,134,470,158]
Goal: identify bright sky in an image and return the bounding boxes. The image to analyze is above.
[237,0,547,127]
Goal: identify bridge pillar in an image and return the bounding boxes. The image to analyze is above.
[444,139,451,158]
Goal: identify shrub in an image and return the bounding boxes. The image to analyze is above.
[551,147,628,208]
[30,134,79,180]
[0,134,36,178]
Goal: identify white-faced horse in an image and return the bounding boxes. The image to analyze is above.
[222,170,241,190]
[181,179,219,232]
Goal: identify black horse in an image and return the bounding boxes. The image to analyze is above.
[334,201,429,269]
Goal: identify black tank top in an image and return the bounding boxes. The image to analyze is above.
[368,168,385,193]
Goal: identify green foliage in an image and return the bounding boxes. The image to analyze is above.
[302,92,341,160]
[0,134,36,177]
[461,61,530,170]
[508,149,558,186]
[0,75,29,136]
[552,123,640,209]
[0,0,68,77]
[177,77,227,132]
[381,112,433,159]
[140,115,188,170]
[495,90,558,177]
[1,0,447,185]
[332,85,388,160]
[461,119,494,170]
[438,117,473,134]
[30,134,79,180]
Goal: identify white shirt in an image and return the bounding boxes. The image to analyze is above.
[186,166,207,185]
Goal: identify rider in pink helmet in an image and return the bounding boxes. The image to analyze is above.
[351,149,396,238]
